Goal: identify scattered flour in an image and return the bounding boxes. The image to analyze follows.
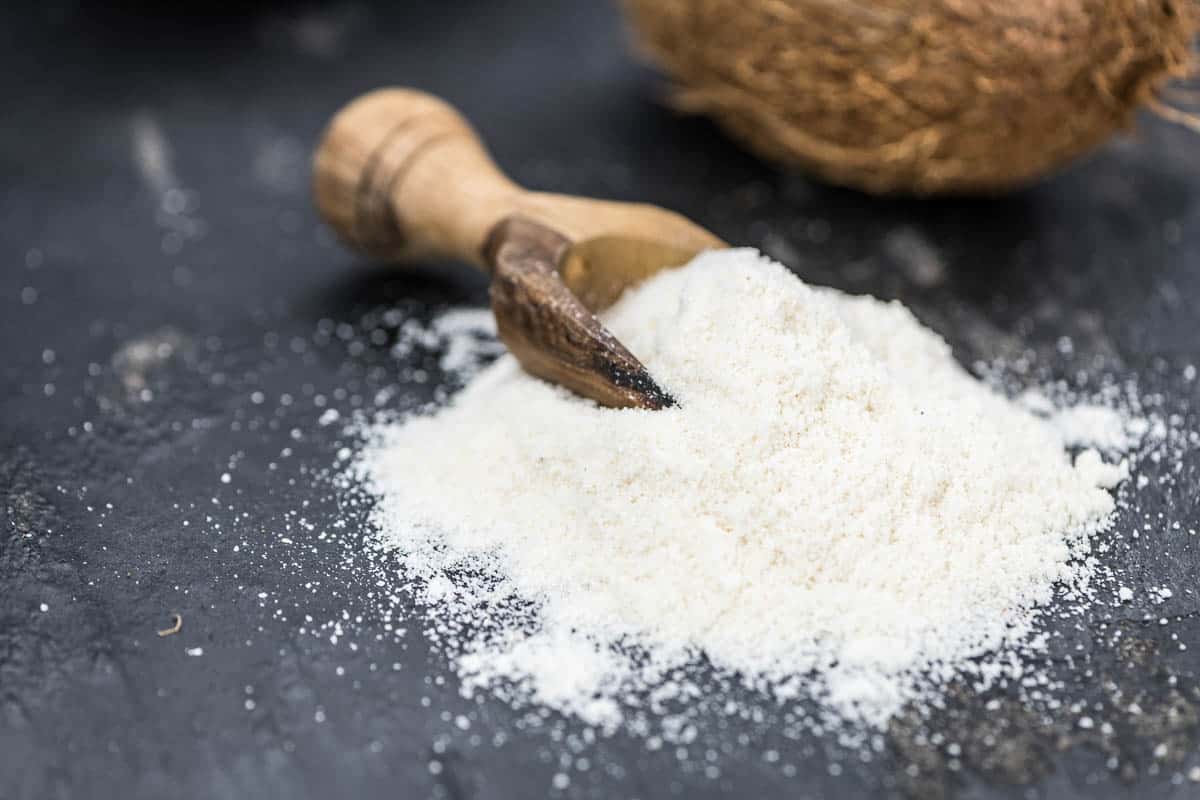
[355,249,1139,734]
[390,308,502,380]
[1049,402,1140,452]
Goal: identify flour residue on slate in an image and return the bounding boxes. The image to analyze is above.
[341,249,1178,742]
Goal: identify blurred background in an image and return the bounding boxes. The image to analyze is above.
[1,3,1198,799]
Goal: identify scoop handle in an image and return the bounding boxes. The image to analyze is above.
[313,88,523,269]
[314,87,724,276]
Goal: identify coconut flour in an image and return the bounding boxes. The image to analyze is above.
[354,249,1139,733]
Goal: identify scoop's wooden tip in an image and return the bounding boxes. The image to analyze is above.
[586,347,676,410]
[485,217,675,410]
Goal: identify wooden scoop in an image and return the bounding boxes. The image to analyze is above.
[312,88,724,409]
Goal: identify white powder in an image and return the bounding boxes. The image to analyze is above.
[390,308,503,381]
[430,309,502,376]
[357,249,1132,732]
[1018,390,1141,452]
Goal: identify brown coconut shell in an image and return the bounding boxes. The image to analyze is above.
[623,0,1198,194]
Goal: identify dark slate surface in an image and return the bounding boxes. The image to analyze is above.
[2,3,1199,799]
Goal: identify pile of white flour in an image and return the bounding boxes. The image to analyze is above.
[356,249,1133,731]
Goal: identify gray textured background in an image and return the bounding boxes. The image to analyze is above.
[2,2,1199,798]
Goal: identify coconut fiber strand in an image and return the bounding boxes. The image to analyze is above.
[624,0,1198,194]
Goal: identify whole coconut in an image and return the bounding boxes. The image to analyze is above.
[624,0,1197,194]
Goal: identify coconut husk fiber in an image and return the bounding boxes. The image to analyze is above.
[623,0,1198,194]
